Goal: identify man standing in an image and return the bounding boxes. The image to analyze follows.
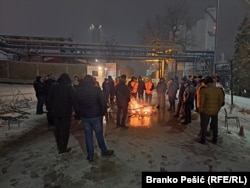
[144,78,154,105]
[75,75,114,161]
[173,77,186,118]
[33,76,45,114]
[182,80,195,125]
[108,75,115,104]
[198,76,224,144]
[129,76,139,99]
[137,76,145,102]
[166,78,179,112]
[115,74,130,129]
[47,73,77,154]
[156,77,167,110]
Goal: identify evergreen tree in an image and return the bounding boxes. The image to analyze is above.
[232,15,250,96]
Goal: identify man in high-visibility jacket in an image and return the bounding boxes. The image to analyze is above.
[145,78,154,105]
[128,76,139,99]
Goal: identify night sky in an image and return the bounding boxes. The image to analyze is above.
[0,0,248,76]
[0,0,219,44]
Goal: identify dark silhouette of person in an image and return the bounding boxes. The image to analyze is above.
[115,74,130,128]
[43,74,56,127]
[33,76,45,114]
[75,75,114,161]
[108,75,115,104]
[47,73,78,154]
[137,76,145,102]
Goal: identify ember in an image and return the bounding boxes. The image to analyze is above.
[128,98,156,118]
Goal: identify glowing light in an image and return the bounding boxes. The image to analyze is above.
[127,98,157,128]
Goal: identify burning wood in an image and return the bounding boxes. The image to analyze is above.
[128,98,156,118]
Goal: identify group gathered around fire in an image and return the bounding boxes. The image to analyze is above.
[33,72,225,161]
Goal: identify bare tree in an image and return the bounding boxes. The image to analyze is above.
[163,0,190,42]
[137,14,169,44]
[138,0,192,49]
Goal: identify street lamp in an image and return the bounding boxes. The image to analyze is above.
[213,0,220,74]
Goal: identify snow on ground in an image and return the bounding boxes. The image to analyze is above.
[0,84,250,187]
[0,83,250,152]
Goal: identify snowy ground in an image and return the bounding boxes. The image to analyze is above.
[0,84,250,187]
[0,83,250,148]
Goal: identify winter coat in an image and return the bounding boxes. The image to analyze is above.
[115,80,130,107]
[183,85,195,105]
[108,77,115,95]
[130,80,139,94]
[47,73,77,118]
[33,76,45,97]
[156,80,167,94]
[76,80,107,118]
[178,83,186,102]
[137,80,145,94]
[199,84,224,115]
[145,81,154,94]
[167,81,178,98]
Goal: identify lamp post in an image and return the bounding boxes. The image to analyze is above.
[230,59,234,105]
[213,0,220,74]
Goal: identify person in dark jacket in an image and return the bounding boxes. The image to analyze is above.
[137,76,145,102]
[173,77,186,118]
[102,77,110,104]
[75,75,114,162]
[33,76,45,114]
[115,74,130,128]
[108,75,115,104]
[166,78,179,112]
[44,74,56,127]
[156,77,167,110]
[182,80,195,125]
[47,73,77,154]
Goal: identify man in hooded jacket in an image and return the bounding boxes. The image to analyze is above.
[47,73,77,154]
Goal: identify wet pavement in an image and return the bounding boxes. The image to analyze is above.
[0,86,250,188]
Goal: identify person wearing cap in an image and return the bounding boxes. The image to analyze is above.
[115,74,130,129]
[198,76,224,144]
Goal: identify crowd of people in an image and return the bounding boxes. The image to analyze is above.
[32,73,225,161]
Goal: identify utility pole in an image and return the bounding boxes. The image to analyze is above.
[213,0,220,74]
[230,59,234,105]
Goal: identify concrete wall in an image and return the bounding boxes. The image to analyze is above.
[0,60,87,82]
